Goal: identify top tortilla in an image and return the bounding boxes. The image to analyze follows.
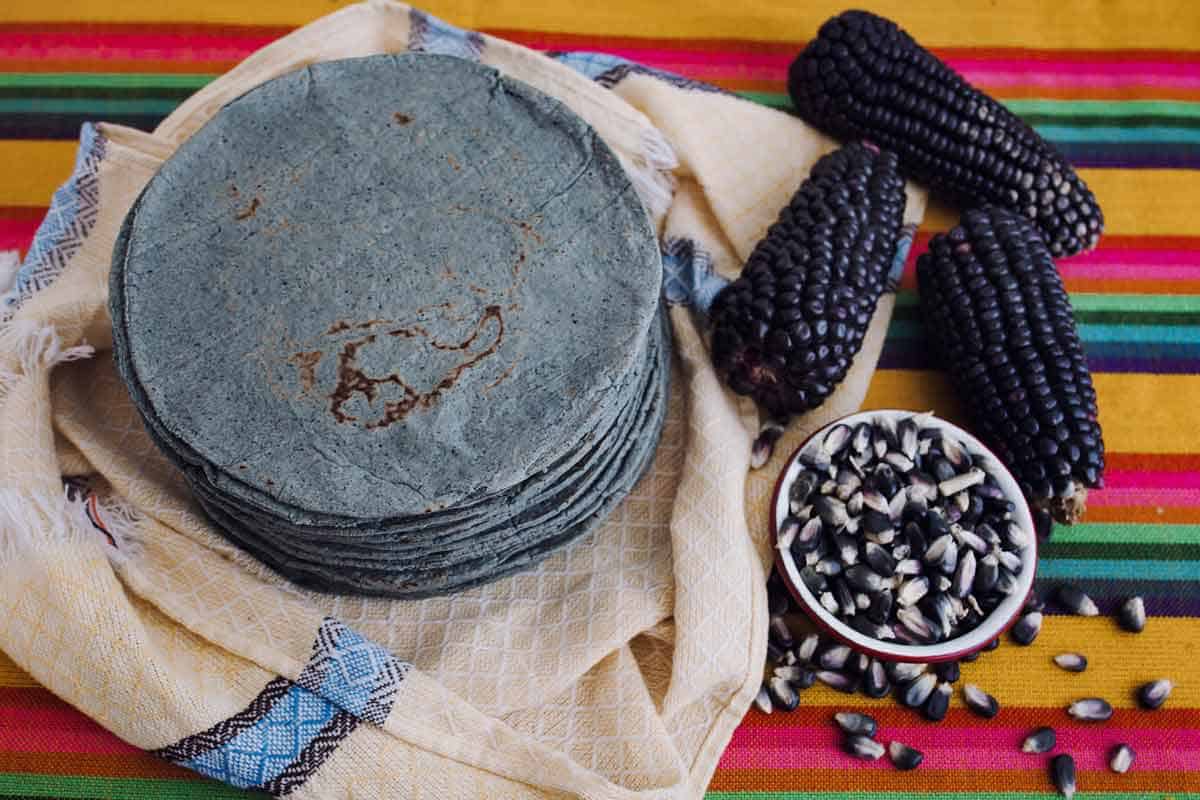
[116,53,661,520]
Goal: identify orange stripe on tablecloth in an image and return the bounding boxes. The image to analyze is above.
[1083,505,1200,524]
[707,767,1197,792]
[0,58,238,74]
[1106,452,1200,471]
[0,659,37,690]
[1061,278,1200,294]
[0,750,195,779]
[1093,236,1200,250]
[897,275,1200,295]
[739,707,1200,730]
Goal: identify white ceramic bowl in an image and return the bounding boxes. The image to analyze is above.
[771,409,1038,663]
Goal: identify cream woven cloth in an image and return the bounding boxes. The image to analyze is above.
[0,3,925,797]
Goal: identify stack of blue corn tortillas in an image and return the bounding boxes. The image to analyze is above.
[110,53,669,598]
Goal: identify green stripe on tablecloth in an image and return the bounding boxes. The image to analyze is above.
[889,293,1200,340]
[1034,124,1200,143]
[735,92,1200,125]
[894,291,1200,315]
[1006,99,1200,121]
[0,98,180,114]
[0,774,261,799]
[1052,523,1200,545]
[1052,324,1194,343]
[1065,294,1200,313]
[1036,558,1200,581]
[0,73,214,90]
[1041,540,1200,560]
[1,81,1195,126]
[887,319,1200,345]
[736,90,792,109]
[2,77,1196,130]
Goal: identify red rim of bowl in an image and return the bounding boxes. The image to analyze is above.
[769,409,1038,663]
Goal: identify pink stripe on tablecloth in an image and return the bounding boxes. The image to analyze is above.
[721,725,1200,771]
[954,69,1200,90]
[1065,249,1200,270]
[0,31,275,62]
[0,725,143,756]
[5,34,1198,89]
[1083,456,1200,508]
[1104,469,1200,490]
[1087,487,1200,507]
[543,49,1200,88]
[546,47,1200,88]
[897,251,1200,288]
[633,61,782,81]
[1058,263,1200,282]
[0,220,36,252]
[944,57,1200,87]
[585,46,789,69]
[0,702,142,756]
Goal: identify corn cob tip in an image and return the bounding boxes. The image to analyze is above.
[917,206,1104,519]
[1040,487,1088,526]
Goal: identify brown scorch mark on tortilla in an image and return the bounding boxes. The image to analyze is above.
[287,351,323,394]
[325,305,505,428]
[235,196,261,220]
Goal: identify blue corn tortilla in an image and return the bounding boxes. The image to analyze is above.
[188,310,670,598]
[115,53,661,522]
[109,53,669,597]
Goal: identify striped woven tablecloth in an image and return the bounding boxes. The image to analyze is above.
[1,1,1197,798]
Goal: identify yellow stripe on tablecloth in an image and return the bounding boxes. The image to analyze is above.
[864,371,1200,455]
[0,651,39,688]
[0,140,79,207]
[3,0,1199,50]
[776,616,1195,708]
[921,170,1200,238]
[4,131,1200,242]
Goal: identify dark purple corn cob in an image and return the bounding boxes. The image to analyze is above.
[710,142,906,418]
[917,206,1104,523]
[788,10,1103,258]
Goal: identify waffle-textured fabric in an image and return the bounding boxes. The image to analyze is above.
[0,1,1197,799]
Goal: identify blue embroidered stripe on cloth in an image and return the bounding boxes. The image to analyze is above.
[152,619,410,795]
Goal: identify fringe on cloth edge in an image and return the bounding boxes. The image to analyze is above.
[0,485,138,566]
[0,319,94,399]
